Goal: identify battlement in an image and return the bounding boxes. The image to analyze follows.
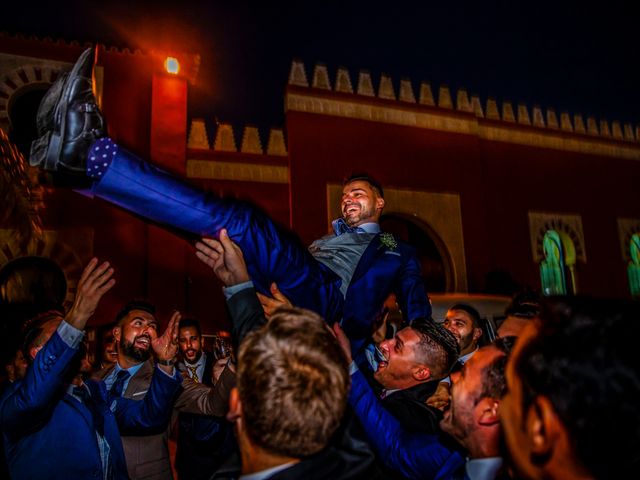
[187,120,287,156]
[286,60,640,155]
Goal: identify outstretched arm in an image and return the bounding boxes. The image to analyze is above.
[333,323,463,480]
[195,228,250,287]
[0,259,114,438]
[195,229,265,344]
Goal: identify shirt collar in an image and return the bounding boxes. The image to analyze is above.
[460,346,479,364]
[466,456,503,480]
[114,361,144,377]
[331,218,381,235]
[239,462,297,480]
[358,222,381,234]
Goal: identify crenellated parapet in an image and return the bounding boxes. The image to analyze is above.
[187,120,287,157]
[285,60,640,160]
[185,120,288,184]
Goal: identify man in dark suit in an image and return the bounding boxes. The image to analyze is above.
[0,259,183,480]
[174,318,236,480]
[195,226,381,479]
[30,48,431,354]
[501,298,640,480]
[341,330,515,480]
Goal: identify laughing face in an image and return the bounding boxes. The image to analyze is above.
[341,180,385,227]
[100,330,118,367]
[440,345,502,448]
[374,327,429,390]
[115,309,158,364]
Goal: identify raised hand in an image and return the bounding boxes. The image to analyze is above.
[426,382,451,411]
[256,282,293,319]
[195,228,250,286]
[66,258,115,330]
[152,310,181,363]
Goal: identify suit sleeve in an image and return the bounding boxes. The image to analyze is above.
[113,365,182,434]
[394,247,431,322]
[225,286,267,348]
[0,331,78,439]
[349,369,461,479]
[172,366,236,416]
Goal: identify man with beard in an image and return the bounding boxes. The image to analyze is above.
[427,304,483,410]
[175,318,236,480]
[30,48,431,355]
[95,302,237,480]
[0,259,183,480]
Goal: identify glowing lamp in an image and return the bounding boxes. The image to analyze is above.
[164,57,180,75]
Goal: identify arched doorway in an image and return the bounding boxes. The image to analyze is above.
[380,213,453,292]
[8,85,49,157]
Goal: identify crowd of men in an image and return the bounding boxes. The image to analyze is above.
[0,47,638,480]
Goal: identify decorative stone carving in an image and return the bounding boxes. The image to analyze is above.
[240,126,263,154]
[419,81,435,106]
[528,212,586,263]
[378,74,396,100]
[617,218,640,262]
[267,128,287,156]
[213,123,237,152]
[357,70,375,97]
[288,59,308,87]
[517,104,531,125]
[456,89,471,112]
[438,85,453,109]
[399,79,416,103]
[335,67,353,93]
[312,64,331,90]
[188,119,209,149]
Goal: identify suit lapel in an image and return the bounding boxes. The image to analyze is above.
[350,233,382,285]
[63,388,95,431]
[124,359,154,398]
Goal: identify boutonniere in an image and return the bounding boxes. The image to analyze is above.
[379,232,398,251]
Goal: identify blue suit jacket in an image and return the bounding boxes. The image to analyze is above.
[349,369,465,480]
[0,331,182,480]
[90,148,431,351]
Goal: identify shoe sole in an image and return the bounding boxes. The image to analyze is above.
[44,47,95,173]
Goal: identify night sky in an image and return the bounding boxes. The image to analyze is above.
[3,1,639,133]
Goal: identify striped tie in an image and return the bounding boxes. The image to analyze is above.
[188,365,199,382]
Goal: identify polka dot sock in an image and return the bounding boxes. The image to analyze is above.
[87,137,118,179]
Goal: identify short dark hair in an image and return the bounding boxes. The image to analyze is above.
[411,319,460,380]
[21,309,65,358]
[344,173,384,198]
[476,336,515,402]
[449,303,482,329]
[178,317,202,337]
[237,307,350,458]
[515,297,640,479]
[504,289,541,318]
[115,299,155,325]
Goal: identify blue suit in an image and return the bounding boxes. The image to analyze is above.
[0,328,182,480]
[89,147,431,351]
[349,369,465,480]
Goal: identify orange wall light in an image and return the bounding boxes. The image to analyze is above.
[164,57,180,75]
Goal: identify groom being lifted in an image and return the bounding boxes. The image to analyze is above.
[30,48,432,352]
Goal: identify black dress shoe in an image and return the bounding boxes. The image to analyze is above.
[30,47,106,178]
